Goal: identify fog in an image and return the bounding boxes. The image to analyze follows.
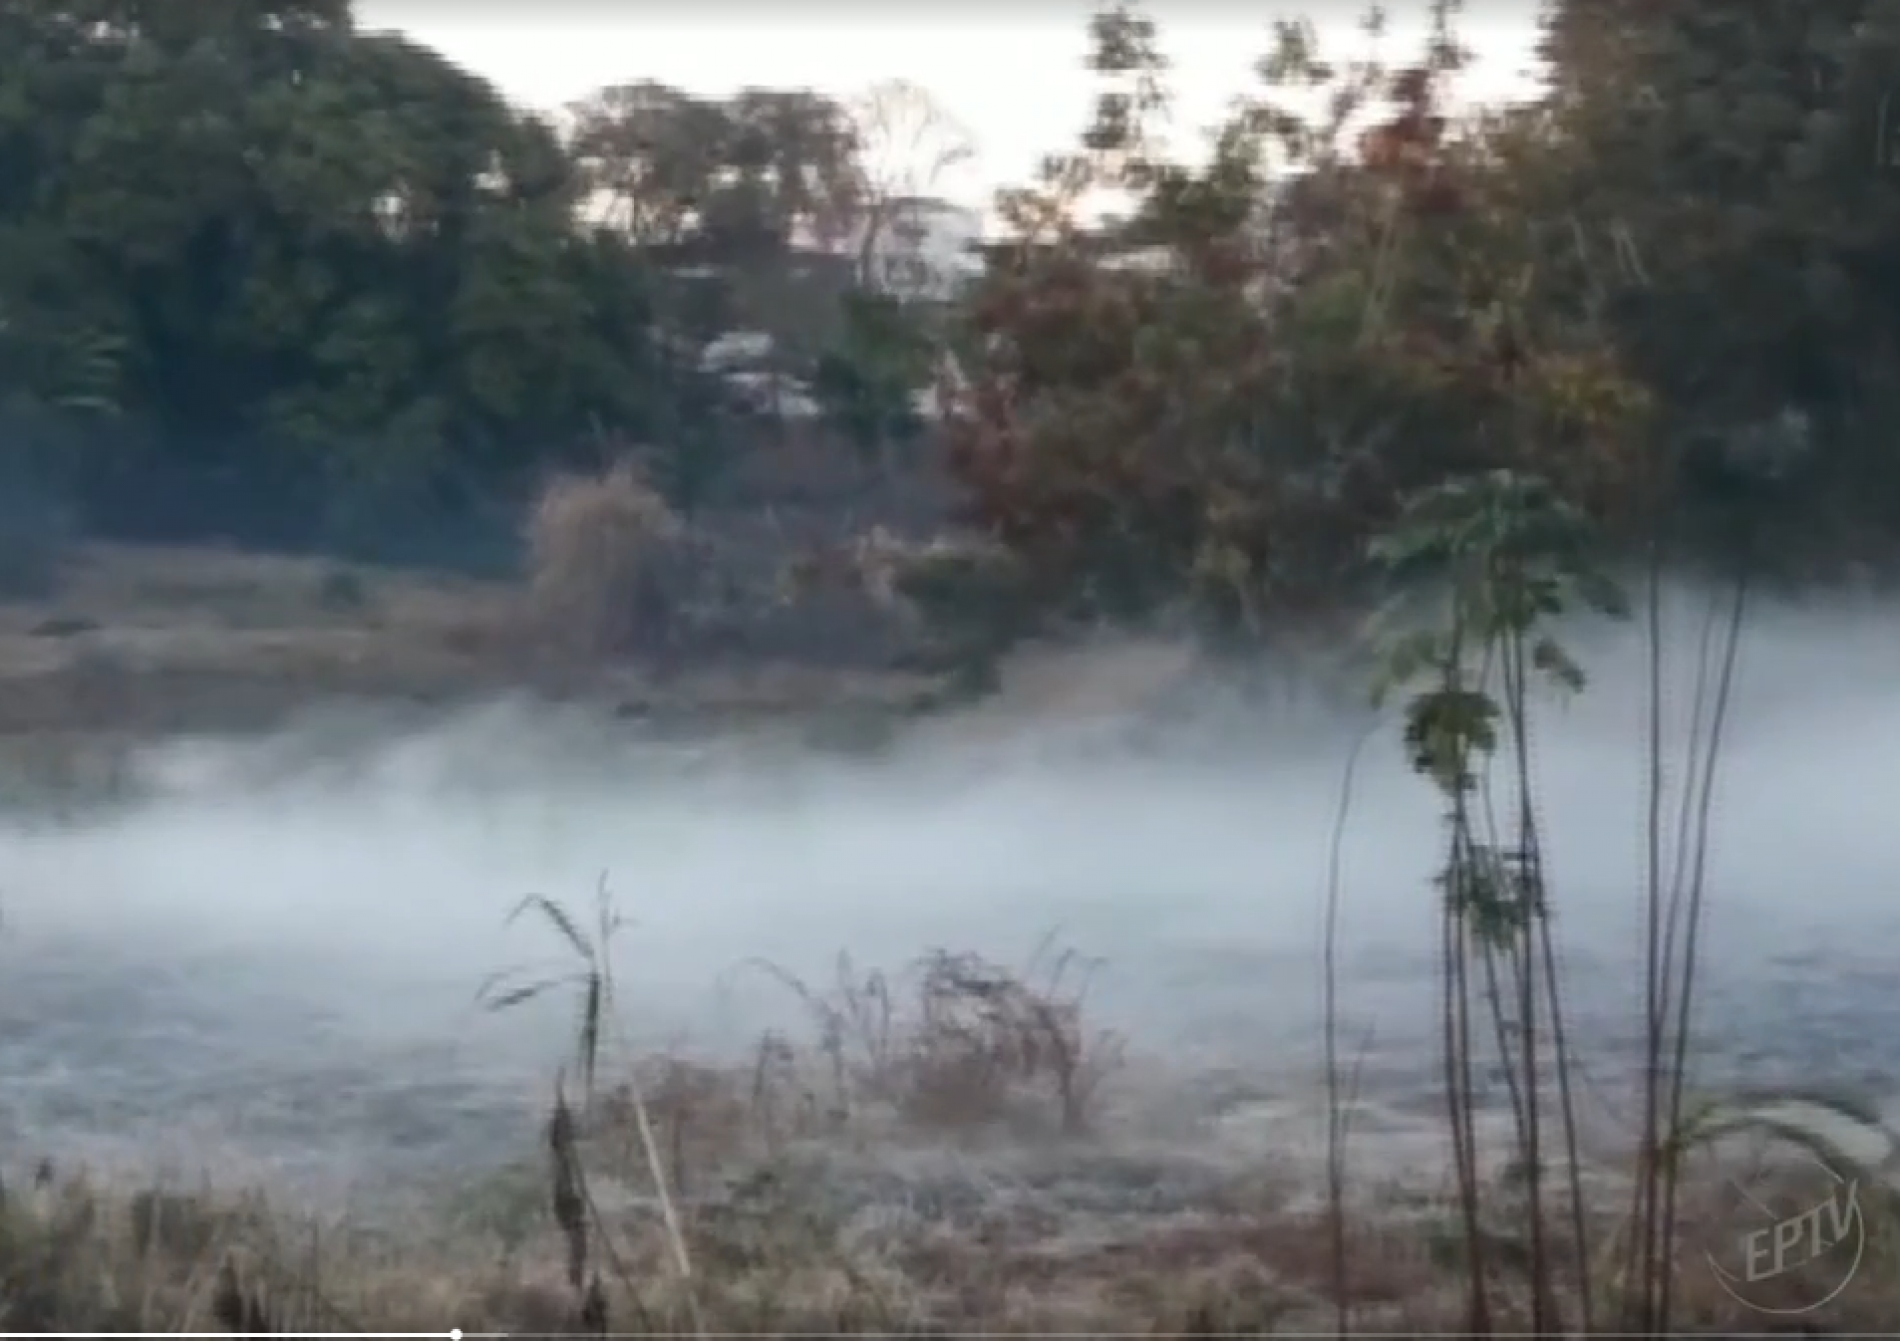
[2,587,1898,1201]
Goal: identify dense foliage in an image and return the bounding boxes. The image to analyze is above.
[947,0,1900,634]
[4,0,1899,611]
[0,0,925,563]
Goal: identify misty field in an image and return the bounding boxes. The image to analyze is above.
[0,556,1897,1333]
[14,0,1900,1325]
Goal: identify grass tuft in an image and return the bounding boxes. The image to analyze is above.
[524,462,686,660]
[747,937,1125,1138]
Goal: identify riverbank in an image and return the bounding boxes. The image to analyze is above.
[0,541,962,736]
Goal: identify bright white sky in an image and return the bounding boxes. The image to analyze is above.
[358,2,1546,214]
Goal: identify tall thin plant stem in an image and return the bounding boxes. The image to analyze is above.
[1500,616,1550,1330]
[1439,621,1495,1334]
[1323,718,1381,1337]
[1633,534,1669,1328]
[1656,568,1748,1328]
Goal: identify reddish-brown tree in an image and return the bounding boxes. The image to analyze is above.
[942,7,1650,636]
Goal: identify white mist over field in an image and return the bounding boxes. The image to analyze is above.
[1,586,1897,1199]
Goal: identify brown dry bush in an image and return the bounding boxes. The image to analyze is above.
[524,462,687,659]
[753,942,1125,1137]
[900,948,1123,1135]
[765,527,1036,695]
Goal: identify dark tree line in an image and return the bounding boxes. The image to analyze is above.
[7,0,1900,609]
[0,0,940,568]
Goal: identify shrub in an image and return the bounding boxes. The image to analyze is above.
[524,462,686,659]
[752,943,1124,1137]
[876,532,1036,692]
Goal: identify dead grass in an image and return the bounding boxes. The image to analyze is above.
[0,517,1100,743]
[9,926,1892,1335]
[746,943,1125,1138]
[525,462,689,660]
[9,1114,1895,1334]
[0,537,961,743]
[0,543,535,734]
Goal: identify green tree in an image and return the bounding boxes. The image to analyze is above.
[811,288,934,476]
[567,78,874,496]
[569,81,863,258]
[1541,0,1900,560]
[0,0,730,556]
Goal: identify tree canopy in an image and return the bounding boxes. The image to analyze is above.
[3,0,1897,620]
[934,0,1900,638]
[0,0,906,561]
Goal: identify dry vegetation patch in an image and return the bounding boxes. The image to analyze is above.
[525,462,691,660]
[743,944,1126,1139]
[13,1118,1896,1335]
[0,901,1834,1336]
